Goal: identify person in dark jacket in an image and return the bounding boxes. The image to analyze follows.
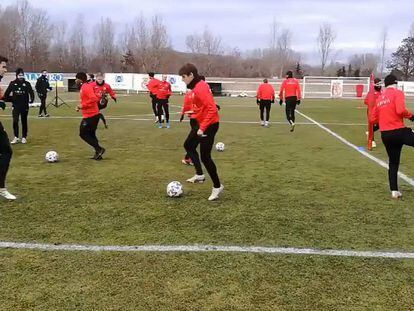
[35,69,52,117]
[3,68,34,144]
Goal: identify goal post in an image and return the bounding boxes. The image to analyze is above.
[302,76,370,99]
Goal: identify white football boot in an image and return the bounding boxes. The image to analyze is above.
[391,191,402,199]
[21,137,27,144]
[0,188,16,200]
[372,141,377,148]
[260,121,265,126]
[208,184,224,201]
[264,121,269,127]
[10,137,19,144]
[186,174,205,183]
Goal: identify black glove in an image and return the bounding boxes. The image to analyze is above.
[279,100,283,106]
[256,99,260,105]
[297,100,301,105]
[180,114,184,122]
[216,104,221,111]
[0,101,5,110]
[98,95,108,109]
[410,115,414,122]
[113,98,117,103]
[271,99,275,104]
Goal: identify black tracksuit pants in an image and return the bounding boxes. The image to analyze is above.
[38,94,47,115]
[79,114,102,152]
[150,95,158,116]
[381,127,414,191]
[184,120,221,188]
[0,122,12,188]
[285,96,297,124]
[157,99,170,123]
[259,100,272,121]
[12,107,29,138]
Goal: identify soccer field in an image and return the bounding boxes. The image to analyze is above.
[1,94,414,310]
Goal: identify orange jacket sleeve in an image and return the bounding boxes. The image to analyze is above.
[296,80,302,100]
[279,80,285,99]
[395,91,413,119]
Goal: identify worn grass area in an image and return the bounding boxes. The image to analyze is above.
[0,93,413,310]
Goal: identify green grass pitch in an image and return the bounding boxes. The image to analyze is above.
[1,93,414,310]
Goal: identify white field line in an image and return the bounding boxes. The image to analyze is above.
[1,241,414,259]
[296,109,414,187]
[0,114,366,126]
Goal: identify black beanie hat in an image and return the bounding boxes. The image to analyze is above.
[286,71,293,78]
[15,68,24,76]
[384,74,397,87]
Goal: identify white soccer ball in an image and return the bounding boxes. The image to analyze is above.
[215,142,225,152]
[45,151,59,163]
[167,181,183,197]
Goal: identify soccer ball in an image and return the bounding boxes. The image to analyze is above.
[215,142,225,152]
[167,181,183,197]
[45,151,59,163]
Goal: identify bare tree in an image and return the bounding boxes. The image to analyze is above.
[96,17,116,71]
[185,35,203,53]
[68,15,88,71]
[379,27,388,78]
[17,0,32,63]
[269,17,278,51]
[277,29,292,77]
[148,15,169,70]
[317,23,336,74]
[202,28,222,55]
[0,5,21,66]
[28,8,52,70]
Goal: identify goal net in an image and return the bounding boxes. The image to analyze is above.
[302,76,370,99]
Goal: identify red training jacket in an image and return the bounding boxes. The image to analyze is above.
[187,80,219,131]
[364,89,381,122]
[370,87,413,131]
[256,83,275,100]
[181,91,196,119]
[92,81,116,100]
[157,81,172,99]
[279,78,301,100]
[80,82,100,118]
[147,78,160,96]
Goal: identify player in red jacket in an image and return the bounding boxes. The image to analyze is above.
[369,74,414,199]
[156,75,172,128]
[92,73,117,129]
[75,72,106,160]
[147,72,161,122]
[279,71,302,132]
[256,79,275,127]
[179,63,223,201]
[364,78,381,150]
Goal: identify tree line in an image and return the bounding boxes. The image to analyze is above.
[0,1,413,79]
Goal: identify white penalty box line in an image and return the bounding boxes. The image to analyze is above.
[1,241,414,259]
[296,109,414,187]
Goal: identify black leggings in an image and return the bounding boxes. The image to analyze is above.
[157,99,170,123]
[381,127,414,191]
[151,95,158,116]
[184,121,221,188]
[259,100,271,121]
[0,122,12,188]
[39,94,47,115]
[79,115,102,152]
[285,96,297,124]
[12,107,29,138]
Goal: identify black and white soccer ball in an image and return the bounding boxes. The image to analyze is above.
[215,142,225,152]
[45,151,59,163]
[167,181,183,197]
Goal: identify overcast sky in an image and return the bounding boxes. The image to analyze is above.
[2,0,413,64]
